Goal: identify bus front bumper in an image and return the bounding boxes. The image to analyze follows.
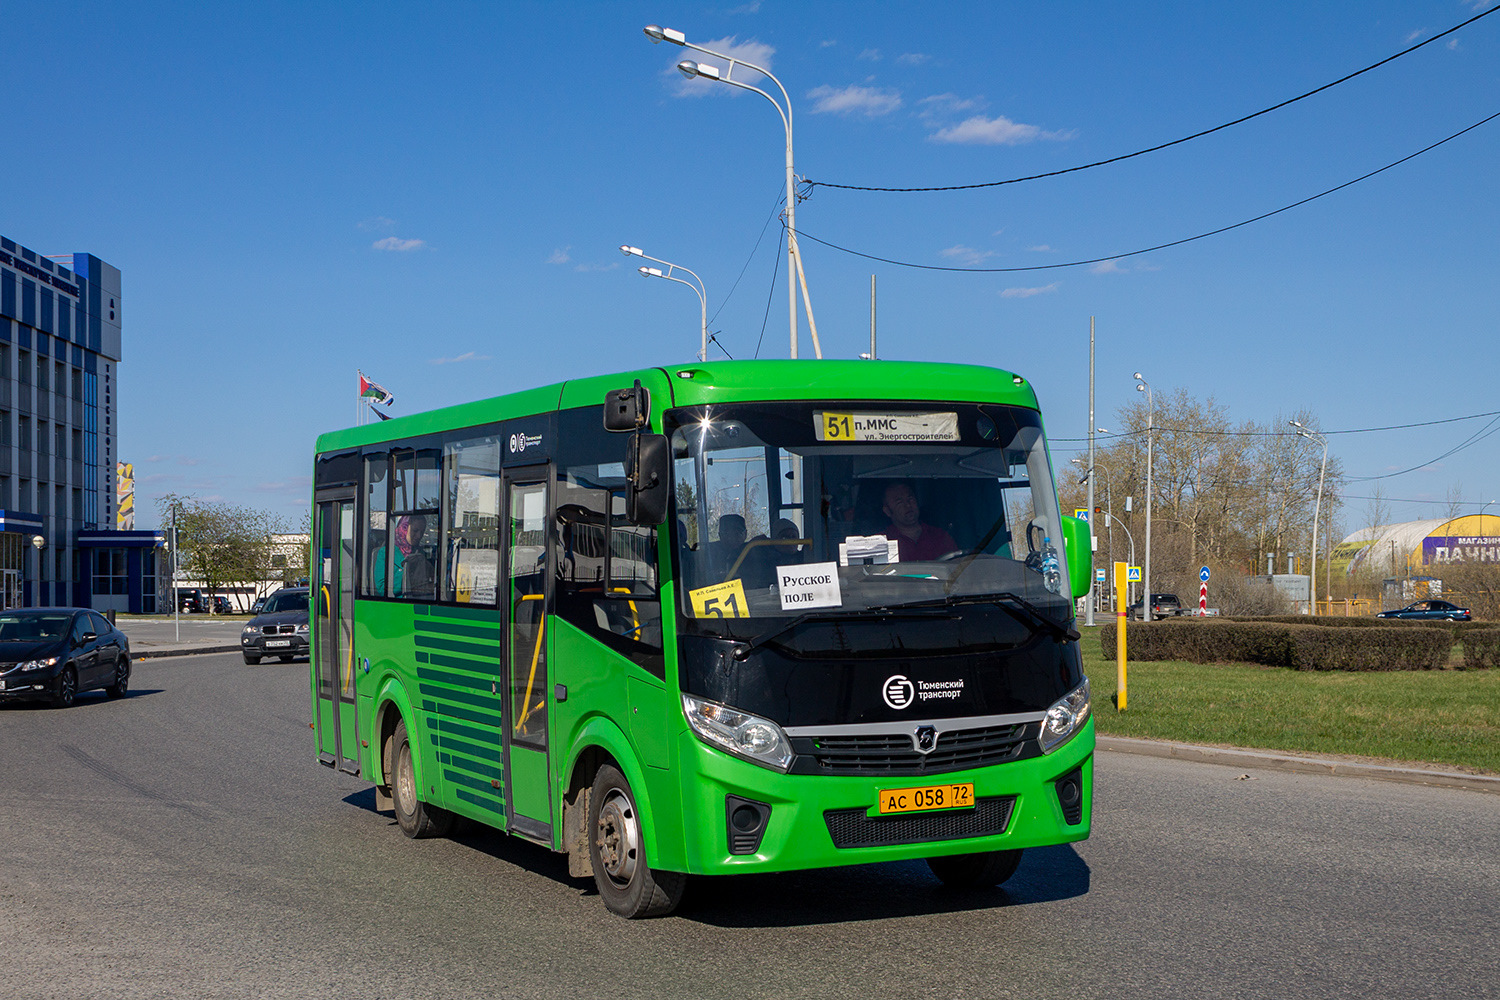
[673,717,1094,876]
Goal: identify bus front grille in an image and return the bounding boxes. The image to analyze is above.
[795,723,1033,776]
[824,795,1015,849]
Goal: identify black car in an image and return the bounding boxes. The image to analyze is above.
[241,587,310,664]
[1129,593,1184,621]
[1376,599,1472,622]
[0,608,131,708]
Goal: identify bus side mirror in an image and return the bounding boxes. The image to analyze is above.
[1060,514,1092,600]
[604,385,650,432]
[627,433,670,525]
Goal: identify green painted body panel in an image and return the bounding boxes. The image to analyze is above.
[315,359,1089,880]
[675,720,1094,875]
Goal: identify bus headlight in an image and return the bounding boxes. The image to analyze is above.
[1040,678,1091,753]
[682,694,794,772]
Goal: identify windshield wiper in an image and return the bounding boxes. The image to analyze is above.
[870,592,1080,642]
[732,609,957,658]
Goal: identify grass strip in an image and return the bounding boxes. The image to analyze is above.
[1080,625,1500,774]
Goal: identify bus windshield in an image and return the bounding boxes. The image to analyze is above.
[667,400,1070,630]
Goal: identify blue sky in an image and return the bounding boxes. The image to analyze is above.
[5,1,1497,536]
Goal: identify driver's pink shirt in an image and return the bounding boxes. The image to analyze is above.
[883,523,957,561]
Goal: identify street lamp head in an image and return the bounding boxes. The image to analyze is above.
[1136,383,1146,393]
[1133,372,1144,381]
[620,245,643,258]
[31,535,44,550]
[643,24,686,45]
[678,59,719,80]
[639,266,663,278]
[1289,419,1304,429]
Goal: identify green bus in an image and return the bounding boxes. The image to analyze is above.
[311,360,1094,917]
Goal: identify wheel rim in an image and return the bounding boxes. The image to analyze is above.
[595,788,641,888]
[59,670,76,705]
[116,660,130,692]
[395,742,415,814]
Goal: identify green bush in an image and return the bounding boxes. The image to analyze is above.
[1098,620,1454,671]
[1459,629,1500,669]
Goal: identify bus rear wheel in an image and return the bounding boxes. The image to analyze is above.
[588,764,685,918]
[927,848,1023,888]
[390,719,454,839]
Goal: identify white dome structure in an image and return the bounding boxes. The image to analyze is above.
[1332,514,1500,578]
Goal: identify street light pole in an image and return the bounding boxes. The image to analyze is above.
[1134,374,1154,620]
[644,24,820,359]
[30,534,44,607]
[1291,421,1328,615]
[620,246,708,360]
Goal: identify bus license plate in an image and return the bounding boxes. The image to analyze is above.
[877,782,975,815]
[266,639,291,648]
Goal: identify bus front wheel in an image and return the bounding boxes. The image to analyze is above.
[390,719,454,839]
[588,764,686,918]
[927,848,1023,888]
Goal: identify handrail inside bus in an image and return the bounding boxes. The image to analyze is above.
[513,593,545,735]
[723,537,810,583]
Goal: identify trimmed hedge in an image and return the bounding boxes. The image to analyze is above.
[1459,628,1500,669]
[1098,619,1456,671]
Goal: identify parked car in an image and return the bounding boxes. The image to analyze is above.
[0,608,131,708]
[211,595,233,615]
[179,590,205,613]
[1129,593,1184,621]
[1376,599,1471,622]
[241,587,310,664]
[249,596,267,615]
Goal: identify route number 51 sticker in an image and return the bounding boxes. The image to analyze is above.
[689,579,751,618]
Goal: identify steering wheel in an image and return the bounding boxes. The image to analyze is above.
[937,550,969,562]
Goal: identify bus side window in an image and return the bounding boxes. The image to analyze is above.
[362,453,390,596]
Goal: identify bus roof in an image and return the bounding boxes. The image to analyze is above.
[315,359,1039,454]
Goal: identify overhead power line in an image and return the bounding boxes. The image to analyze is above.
[1055,408,1500,442]
[795,109,1500,273]
[803,4,1500,195]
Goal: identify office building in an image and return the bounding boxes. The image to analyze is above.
[0,234,161,612]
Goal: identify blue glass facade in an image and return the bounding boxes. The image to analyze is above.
[0,234,159,611]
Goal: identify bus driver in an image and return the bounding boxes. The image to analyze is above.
[881,482,957,561]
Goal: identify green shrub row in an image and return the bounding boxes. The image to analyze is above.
[1098,620,1459,671]
[1219,615,1487,634]
[1459,628,1500,669]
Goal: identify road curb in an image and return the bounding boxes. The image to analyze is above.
[1097,735,1500,795]
[133,644,242,660]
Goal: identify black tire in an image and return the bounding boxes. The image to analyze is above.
[50,666,78,709]
[588,763,686,918]
[390,719,453,839]
[926,849,1024,888]
[243,654,261,665]
[105,657,130,699]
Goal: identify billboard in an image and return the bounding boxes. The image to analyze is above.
[1423,536,1500,565]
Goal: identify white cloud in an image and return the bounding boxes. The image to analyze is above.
[807,84,902,117]
[1090,260,1128,274]
[1000,282,1060,298]
[670,37,776,97]
[547,247,572,265]
[430,351,491,365]
[373,236,426,252]
[820,39,837,48]
[858,48,881,61]
[727,1,761,12]
[1027,245,1056,253]
[896,53,930,67]
[930,114,1075,145]
[940,245,996,266]
[1404,29,1424,43]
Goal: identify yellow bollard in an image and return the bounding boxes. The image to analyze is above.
[1114,561,1128,711]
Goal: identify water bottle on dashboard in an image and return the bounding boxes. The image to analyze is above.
[1041,537,1061,594]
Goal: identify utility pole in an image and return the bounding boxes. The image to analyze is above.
[1085,317,1095,626]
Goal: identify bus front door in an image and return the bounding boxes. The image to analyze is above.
[502,473,552,842]
[314,495,360,775]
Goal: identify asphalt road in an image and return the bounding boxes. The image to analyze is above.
[3,651,1497,999]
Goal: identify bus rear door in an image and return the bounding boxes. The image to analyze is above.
[502,467,553,842]
[314,492,360,774]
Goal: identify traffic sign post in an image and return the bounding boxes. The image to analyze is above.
[1199,565,1210,617]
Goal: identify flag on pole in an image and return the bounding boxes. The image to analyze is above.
[358,370,395,407]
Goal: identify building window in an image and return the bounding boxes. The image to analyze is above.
[93,549,128,596]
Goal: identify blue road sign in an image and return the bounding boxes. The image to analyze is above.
[1096,569,1107,582]
[1074,508,1091,522]
[1127,566,1142,582]
[1200,565,1211,583]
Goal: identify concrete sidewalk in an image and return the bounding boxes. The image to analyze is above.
[117,615,244,659]
[1098,735,1500,795]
